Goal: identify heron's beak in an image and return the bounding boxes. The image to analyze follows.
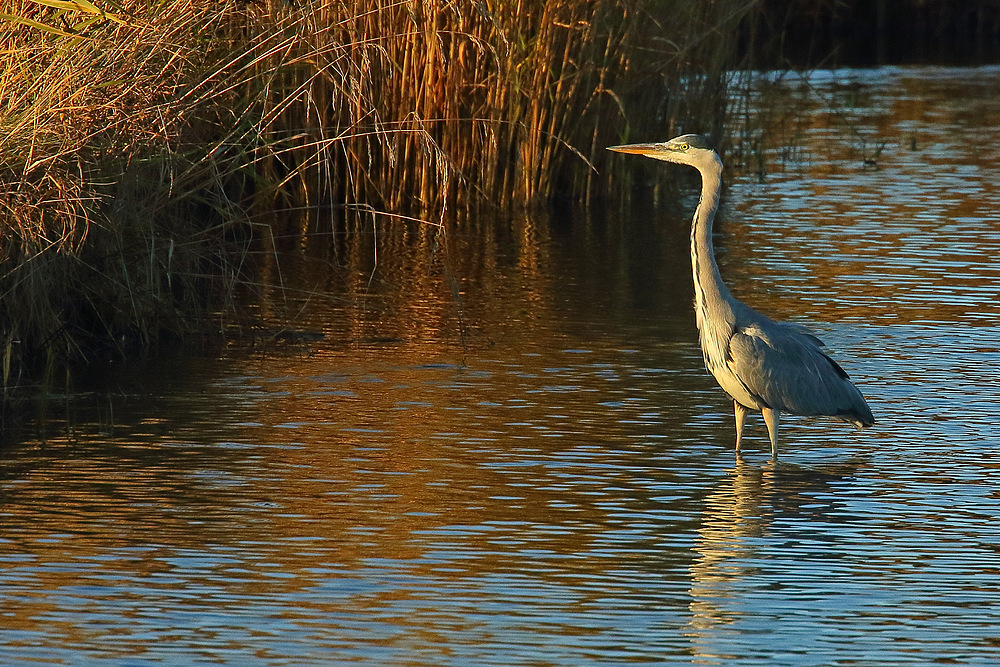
[606,143,662,156]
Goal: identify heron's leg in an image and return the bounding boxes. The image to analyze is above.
[734,401,749,455]
[761,407,780,460]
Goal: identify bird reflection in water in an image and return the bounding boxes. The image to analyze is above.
[684,457,868,660]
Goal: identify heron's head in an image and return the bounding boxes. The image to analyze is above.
[607,134,719,171]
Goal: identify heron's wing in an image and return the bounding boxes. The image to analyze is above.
[726,322,873,424]
[781,321,825,347]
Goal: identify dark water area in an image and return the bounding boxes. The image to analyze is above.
[743,2,1000,68]
[3,66,1000,665]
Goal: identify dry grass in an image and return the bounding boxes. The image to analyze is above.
[2,0,247,381]
[1,0,759,390]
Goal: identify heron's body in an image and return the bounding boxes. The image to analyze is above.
[608,134,874,459]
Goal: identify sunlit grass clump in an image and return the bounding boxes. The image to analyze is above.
[1,0,754,387]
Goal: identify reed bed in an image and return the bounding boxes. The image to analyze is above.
[1,0,758,390]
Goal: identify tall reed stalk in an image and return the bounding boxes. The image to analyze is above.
[223,0,759,209]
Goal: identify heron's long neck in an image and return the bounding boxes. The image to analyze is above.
[690,160,734,323]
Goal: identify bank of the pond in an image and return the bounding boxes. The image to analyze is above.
[1,0,758,393]
[6,0,995,396]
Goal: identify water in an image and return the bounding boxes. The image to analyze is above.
[3,66,1000,665]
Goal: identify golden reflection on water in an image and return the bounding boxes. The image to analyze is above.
[2,191,713,661]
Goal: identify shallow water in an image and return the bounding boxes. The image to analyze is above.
[3,66,1000,665]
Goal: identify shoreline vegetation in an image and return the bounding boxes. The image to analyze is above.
[2,0,999,399]
[1,0,753,392]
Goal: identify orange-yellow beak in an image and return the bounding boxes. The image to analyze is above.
[606,143,662,156]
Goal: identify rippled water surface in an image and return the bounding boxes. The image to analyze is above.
[4,67,1000,665]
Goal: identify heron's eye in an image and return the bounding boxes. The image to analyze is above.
[679,143,689,151]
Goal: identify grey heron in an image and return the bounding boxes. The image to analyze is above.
[608,134,874,459]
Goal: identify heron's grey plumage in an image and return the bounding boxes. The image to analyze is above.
[608,134,874,458]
